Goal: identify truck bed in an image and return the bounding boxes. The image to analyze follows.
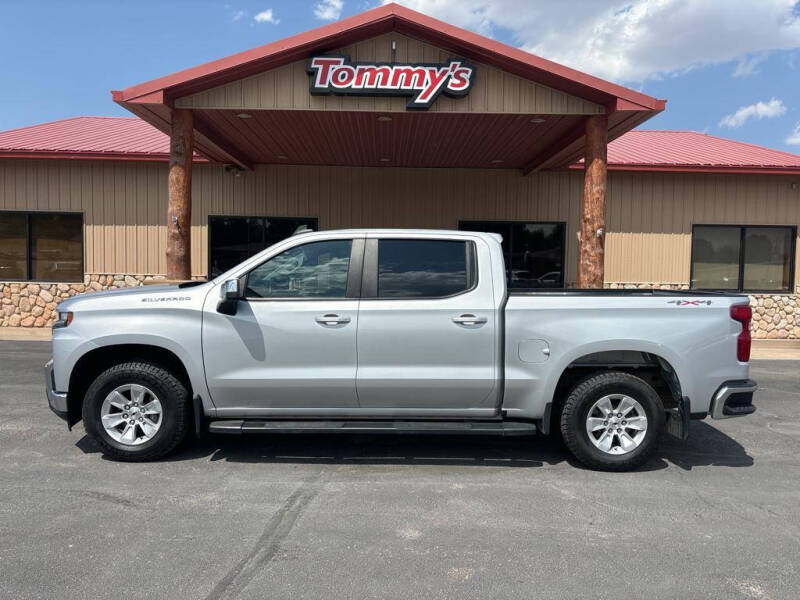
[509,288,736,296]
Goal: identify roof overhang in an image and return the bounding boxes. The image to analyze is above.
[568,164,800,175]
[112,2,666,172]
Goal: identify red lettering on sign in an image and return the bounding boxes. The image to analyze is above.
[307,56,475,109]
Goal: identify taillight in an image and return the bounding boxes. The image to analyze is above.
[730,304,752,362]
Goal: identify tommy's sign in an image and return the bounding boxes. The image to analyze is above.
[307,56,475,110]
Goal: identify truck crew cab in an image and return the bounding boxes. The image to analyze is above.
[46,229,757,471]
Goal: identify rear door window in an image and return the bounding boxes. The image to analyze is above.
[377,239,475,298]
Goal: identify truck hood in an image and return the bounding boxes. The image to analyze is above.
[57,283,209,312]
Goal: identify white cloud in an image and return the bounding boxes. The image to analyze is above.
[314,0,343,21]
[719,98,787,128]
[254,8,279,24]
[787,123,800,145]
[231,9,247,22]
[732,54,768,78]
[384,0,800,83]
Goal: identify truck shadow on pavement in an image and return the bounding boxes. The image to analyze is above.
[77,421,753,471]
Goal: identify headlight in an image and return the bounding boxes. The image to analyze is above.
[52,311,73,329]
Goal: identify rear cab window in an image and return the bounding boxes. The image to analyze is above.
[376,239,476,298]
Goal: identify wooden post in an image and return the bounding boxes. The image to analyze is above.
[577,114,608,288]
[167,109,194,280]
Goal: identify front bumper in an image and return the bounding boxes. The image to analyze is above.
[45,359,69,421]
[710,379,757,419]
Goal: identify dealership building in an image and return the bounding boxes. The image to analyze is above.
[1,3,799,338]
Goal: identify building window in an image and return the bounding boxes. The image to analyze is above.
[460,221,565,288]
[691,225,796,292]
[377,239,475,298]
[0,211,83,282]
[208,216,317,278]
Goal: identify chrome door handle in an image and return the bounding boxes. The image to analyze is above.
[315,313,351,326]
[452,314,487,326]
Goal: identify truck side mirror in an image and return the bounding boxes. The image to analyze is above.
[222,278,242,300]
[217,278,244,315]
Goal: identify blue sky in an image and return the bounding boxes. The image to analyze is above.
[1,0,799,152]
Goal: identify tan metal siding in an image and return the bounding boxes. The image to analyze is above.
[0,159,168,276]
[175,33,603,116]
[605,172,800,285]
[0,159,584,280]
[191,165,583,280]
[2,160,798,288]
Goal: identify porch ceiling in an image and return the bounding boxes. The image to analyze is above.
[193,109,582,169]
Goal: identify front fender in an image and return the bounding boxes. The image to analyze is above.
[53,302,214,415]
[84,332,208,400]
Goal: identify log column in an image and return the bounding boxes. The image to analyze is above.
[577,114,608,288]
[167,109,194,280]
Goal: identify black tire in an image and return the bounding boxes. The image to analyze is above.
[82,361,190,462]
[560,371,664,472]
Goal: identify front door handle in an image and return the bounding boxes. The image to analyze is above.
[452,314,488,326]
[315,313,351,326]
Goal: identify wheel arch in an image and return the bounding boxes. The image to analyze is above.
[543,346,683,435]
[66,344,193,427]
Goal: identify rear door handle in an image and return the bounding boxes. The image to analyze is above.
[315,313,351,326]
[452,314,488,326]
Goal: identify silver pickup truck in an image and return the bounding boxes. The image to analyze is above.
[45,229,757,471]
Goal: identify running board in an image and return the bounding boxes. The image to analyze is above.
[208,420,537,436]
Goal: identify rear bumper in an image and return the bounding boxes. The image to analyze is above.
[710,379,757,419]
[44,359,69,421]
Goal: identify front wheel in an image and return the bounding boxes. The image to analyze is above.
[82,362,190,462]
[560,371,664,471]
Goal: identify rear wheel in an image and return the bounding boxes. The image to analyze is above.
[560,371,664,471]
[82,362,190,462]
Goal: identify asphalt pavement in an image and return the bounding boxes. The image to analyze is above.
[1,341,799,600]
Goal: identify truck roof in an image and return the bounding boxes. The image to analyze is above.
[294,228,504,243]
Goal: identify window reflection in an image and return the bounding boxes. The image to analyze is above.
[246,240,351,298]
[692,225,795,292]
[209,216,317,278]
[460,221,565,288]
[0,211,83,282]
[743,227,793,291]
[0,213,27,280]
[691,226,740,290]
[378,240,472,298]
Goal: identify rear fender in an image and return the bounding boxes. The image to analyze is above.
[543,339,688,408]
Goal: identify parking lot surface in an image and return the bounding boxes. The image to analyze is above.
[2,340,799,599]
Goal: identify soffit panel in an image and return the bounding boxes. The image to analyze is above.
[196,109,582,168]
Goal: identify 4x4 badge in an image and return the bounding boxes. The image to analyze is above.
[667,300,712,306]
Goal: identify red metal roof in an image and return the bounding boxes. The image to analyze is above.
[581,130,800,174]
[0,116,205,162]
[2,116,799,174]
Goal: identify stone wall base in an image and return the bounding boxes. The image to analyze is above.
[606,282,800,339]
[0,275,166,328]
[3,276,798,339]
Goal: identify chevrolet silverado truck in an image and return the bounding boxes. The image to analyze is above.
[45,229,757,471]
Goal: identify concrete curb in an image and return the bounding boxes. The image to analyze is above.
[0,328,52,341]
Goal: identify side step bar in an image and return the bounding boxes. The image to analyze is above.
[208,420,538,436]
